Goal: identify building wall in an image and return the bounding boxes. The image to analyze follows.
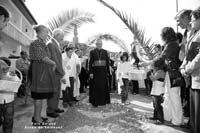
[0,33,21,57]
[0,0,35,39]
[0,0,21,29]
[0,0,35,57]
[21,17,35,39]
[0,34,29,57]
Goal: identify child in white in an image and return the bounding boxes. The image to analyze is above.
[116,52,132,105]
[0,58,20,133]
[149,57,166,124]
[62,47,74,107]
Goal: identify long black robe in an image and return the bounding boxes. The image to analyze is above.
[89,48,110,106]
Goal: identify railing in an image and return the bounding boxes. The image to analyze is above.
[2,22,32,46]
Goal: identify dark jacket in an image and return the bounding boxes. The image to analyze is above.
[89,48,110,75]
[47,40,65,80]
[158,41,182,87]
[160,41,181,71]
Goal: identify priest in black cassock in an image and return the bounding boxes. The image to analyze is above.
[89,39,110,107]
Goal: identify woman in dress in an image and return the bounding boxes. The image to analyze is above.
[29,25,56,125]
[160,27,183,126]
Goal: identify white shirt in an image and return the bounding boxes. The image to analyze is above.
[150,70,165,96]
[151,80,165,96]
[61,54,70,90]
[62,52,78,77]
[116,61,132,79]
[0,72,20,104]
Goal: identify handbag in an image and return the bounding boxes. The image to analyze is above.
[169,70,185,87]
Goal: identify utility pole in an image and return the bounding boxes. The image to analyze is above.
[176,0,179,32]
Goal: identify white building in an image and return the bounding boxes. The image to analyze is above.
[0,0,37,57]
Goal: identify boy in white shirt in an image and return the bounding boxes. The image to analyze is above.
[149,57,167,124]
[62,46,80,107]
[0,58,20,133]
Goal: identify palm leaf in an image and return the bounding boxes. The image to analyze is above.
[47,9,95,35]
[86,33,130,52]
[97,0,156,59]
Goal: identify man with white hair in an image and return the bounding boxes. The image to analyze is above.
[46,29,65,118]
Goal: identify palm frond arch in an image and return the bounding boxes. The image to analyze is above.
[46,8,95,37]
[86,33,130,53]
[97,0,157,60]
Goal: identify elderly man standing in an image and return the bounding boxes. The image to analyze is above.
[175,9,192,118]
[180,7,200,133]
[89,39,110,107]
[46,29,65,118]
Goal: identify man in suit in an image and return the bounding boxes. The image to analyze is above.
[175,9,192,118]
[180,8,200,133]
[46,29,65,117]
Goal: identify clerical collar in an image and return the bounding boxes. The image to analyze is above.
[96,48,101,50]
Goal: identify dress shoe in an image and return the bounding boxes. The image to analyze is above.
[63,104,68,108]
[55,109,64,113]
[154,120,164,125]
[68,103,73,107]
[32,117,48,123]
[41,117,48,122]
[47,113,59,118]
[149,117,158,120]
[92,104,98,108]
[73,97,79,102]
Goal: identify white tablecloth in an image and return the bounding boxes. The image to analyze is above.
[129,69,147,81]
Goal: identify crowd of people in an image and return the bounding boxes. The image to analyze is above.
[1,4,200,133]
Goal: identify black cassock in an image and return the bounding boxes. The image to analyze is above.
[89,48,110,106]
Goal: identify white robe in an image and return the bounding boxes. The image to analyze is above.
[72,53,81,97]
[61,54,72,90]
[61,53,81,98]
[162,72,183,125]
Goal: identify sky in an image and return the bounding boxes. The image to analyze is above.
[25,0,200,52]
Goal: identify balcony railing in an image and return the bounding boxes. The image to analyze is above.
[2,22,32,46]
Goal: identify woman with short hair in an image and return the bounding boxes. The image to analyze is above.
[29,25,56,126]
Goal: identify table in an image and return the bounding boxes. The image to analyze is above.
[129,69,147,81]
